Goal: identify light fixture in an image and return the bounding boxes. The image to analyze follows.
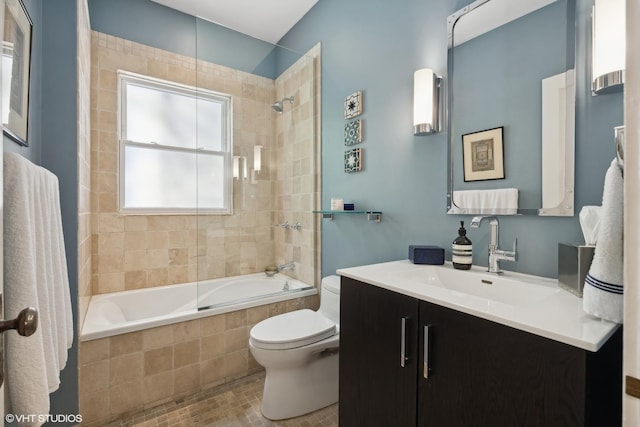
[254,145,263,173]
[242,157,248,180]
[233,156,240,180]
[414,68,442,135]
[592,0,625,95]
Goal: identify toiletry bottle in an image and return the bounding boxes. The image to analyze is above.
[452,221,472,270]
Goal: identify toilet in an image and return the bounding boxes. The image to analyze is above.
[249,275,340,420]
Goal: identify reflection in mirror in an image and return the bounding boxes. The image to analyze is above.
[447,0,575,216]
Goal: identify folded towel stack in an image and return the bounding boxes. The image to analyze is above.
[448,188,518,215]
[583,159,624,323]
[3,153,74,422]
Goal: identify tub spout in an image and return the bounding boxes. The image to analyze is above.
[278,262,295,272]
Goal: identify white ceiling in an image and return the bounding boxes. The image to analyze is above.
[150,0,319,44]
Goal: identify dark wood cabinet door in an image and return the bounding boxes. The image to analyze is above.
[418,301,589,427]
[339,277,420,427]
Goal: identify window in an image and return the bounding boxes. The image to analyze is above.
[118,71,233,214]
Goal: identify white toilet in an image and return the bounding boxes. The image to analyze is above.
[249,275,340,420]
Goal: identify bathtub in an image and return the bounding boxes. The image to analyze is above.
[80,273,317,341]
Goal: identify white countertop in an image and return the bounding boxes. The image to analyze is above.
[337,260,620,352]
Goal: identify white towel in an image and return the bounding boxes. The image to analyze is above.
[4,153,74,424]
[583,159,623,323]
[448,188,518,215]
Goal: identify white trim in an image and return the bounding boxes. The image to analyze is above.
[624,0,640,423]
[117,70,233,215]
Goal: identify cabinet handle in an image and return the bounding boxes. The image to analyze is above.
[424,325,431,379]
[401,317,409,368]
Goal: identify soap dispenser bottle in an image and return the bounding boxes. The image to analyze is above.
[452,221,472,270]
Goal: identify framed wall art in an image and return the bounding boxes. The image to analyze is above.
[462,126,504,182]
[3,0,32,146]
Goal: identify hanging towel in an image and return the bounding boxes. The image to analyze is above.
[583,158,624,323]
[448,188,519,215]
[3,153,73,425]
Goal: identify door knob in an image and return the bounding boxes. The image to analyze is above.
[0,305,39,387]
[0,307,38,336]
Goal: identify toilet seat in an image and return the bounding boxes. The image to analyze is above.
[250,309,336,350]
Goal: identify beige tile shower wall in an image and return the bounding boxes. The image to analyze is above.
[274,44,322,287]
[77,0,92,331]
[78,295,319,426]
[90,32,277,294]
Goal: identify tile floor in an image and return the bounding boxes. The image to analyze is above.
[105,372,339,426]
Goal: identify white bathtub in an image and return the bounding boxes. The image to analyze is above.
[80,273,317,341]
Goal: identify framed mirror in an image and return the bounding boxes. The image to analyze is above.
[2,0,31,147]
[446,0,576,216]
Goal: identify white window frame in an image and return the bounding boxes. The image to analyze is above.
[117,70,233,215]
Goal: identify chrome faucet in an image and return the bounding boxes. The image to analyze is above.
[277,262,295,272]
[470,216,517,274]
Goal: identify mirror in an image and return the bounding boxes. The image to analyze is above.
[447,0,576,216]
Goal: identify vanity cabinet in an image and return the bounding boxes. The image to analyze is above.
[339,277,622,427]
[339,276,419,426]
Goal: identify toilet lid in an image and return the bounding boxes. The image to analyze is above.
[250,309,336,350]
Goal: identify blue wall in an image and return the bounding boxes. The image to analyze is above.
[279,0,623,279]
[88,0,302,80]
[2,0,79,423]
[41,0,79,419]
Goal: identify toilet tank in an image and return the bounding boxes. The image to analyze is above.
[318,275,341,325]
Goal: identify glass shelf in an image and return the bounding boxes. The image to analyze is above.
[313,210,382,222]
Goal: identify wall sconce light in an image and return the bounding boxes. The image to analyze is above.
[592,0,625,95]
[254,145,263,173]
[413,68,442,135]
[233,156,240,180]
[242,157,248,180]
[232,156,248,180]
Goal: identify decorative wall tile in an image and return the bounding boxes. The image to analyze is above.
[344,120,362,146]
[344,148,363,173]
[344,91,362,119]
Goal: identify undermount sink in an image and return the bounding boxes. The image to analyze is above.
[399,264,561,307]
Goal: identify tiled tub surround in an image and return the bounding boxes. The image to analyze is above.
[79,294,319,426]
[90,32,320,295]
[273,45,322,288]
